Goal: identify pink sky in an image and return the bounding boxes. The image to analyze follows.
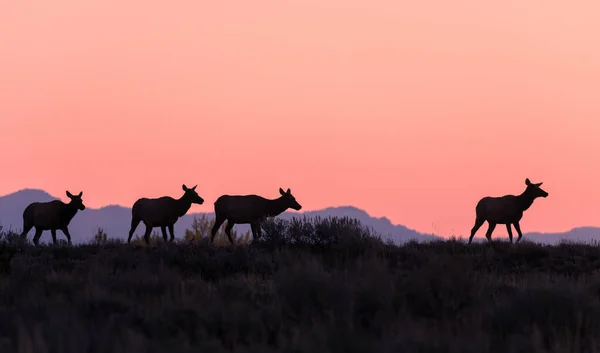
[1,0,599,239]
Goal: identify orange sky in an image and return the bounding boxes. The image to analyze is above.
[1,0,599,239]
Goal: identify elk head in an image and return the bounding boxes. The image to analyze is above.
[182,184,205,205]
[66,190,86,210]
[525,178,549,198]
[279,187,302,211]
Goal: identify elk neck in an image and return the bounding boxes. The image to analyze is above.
[265,196,290,217]
[64,202,80,219]
[175,195,193,217]
[516,189,536,211]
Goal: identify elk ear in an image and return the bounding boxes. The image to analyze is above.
[78,191,83,197]
[525,178,531,185]
[192,185,197,191]
[279,188,285,195]
[286,188,291,194]
[535,182,543,187]
[66,191,73,198]
[182,184,188,191]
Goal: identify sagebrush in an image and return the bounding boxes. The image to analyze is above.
[0,218,599,353]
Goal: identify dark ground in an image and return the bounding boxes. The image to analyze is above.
[1,218,600,353]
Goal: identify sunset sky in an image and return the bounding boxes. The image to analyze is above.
[1,0,599,239]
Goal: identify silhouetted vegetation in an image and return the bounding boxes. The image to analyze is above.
[184,214,252,245]
[0,217,599,352]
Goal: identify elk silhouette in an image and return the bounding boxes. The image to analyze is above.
[127,184,205,245]
[210,187,302,245]
[468,178,548,244]
[21,190,86,246]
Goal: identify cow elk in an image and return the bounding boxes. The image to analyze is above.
[128,184,205,245]
[21,190,86,246]
[468,178,548,244]
[210,187,302,245]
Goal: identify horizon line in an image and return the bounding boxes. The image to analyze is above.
[0,188,595,236]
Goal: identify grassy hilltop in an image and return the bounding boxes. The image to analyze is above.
[0,217,600,353]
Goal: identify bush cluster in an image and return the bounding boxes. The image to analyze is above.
[0,219,599,352]
[257,216,386,248]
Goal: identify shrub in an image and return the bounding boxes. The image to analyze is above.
[184,214,252,245]
[1,232,600,352]
[0,224,28,246]
[257,216,385,250]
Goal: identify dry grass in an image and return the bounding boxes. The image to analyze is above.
[0,218,600,352]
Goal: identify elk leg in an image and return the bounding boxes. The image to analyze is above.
[160,226,168,242]
[256,220,263,240]
[51,229,58,245]
[485,222,497,243]
[143,224,153,245]
[21,222,33,238]
[506,224,513,244]
[514,222,524,242]
[128,217,141,243]
[61,227,73,246]
[168,224,175,242]
[210,215,226,245]
[250,221,259,241]
[469,218,485,244]
[224,221,235,245]
[32,228,43,246]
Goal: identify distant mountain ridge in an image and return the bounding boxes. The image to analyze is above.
[0,189,596,245]
[0,189,439,244]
